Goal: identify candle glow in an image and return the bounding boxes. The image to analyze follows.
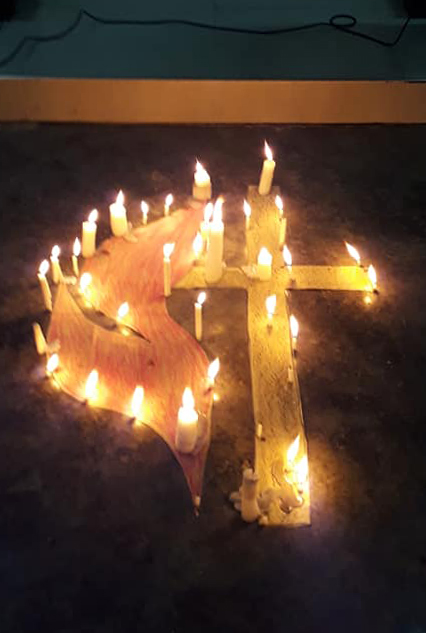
[368,264,377,290]
[117,301,129,320]
[295,455,309,491]
[164,193,173,216]
[193,232,203,260]
[213,196,224,223]
[46,353,59,374]
[131,385,145,420]
[197,291,206,306]
[39,260,49,277]
[345,242,361,266]
[204,202,213,224]
[51,245,60,259]
[163,243,175,259]
[73,238,81,257]
[286,434,300,466]
[85,369,98,401]
[283,245,292,269]
[80,272,92,294]
[264,141,273,161]
[275,195,284,218]
[208,358,220,383]
[243,200,251,229]
[88,209,98,224]
[265,294,277,319]
[290,314,299,340]
[141,201,149,224]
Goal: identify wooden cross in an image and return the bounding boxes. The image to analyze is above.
[176,186,372,526]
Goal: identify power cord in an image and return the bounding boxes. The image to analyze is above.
[0,9,412,70]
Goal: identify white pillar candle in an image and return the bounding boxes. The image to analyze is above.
[72,237,81,276]
[164,193,173,216]
[141,200,149,225]
[194,291,206,341]
[109,190,128,237]
[193,161,212,201]
[50,245,63,284]
[241,468,260,523]
[37,260,52,311]
[258,141,276,196]
[32,322,47,355]
[205,197,224,283]
[82,209,98,258]
[243,200,251,230]
[257,247,272,281]
[163,242,175,297]
[290,314,299,351]
[175,387,198,453]
[200,202,213,247]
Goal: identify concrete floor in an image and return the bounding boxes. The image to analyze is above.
[0,123,426,632]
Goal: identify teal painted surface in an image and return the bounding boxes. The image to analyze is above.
[0,0,425,79]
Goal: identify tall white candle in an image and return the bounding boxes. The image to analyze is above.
[176,387,198,453]
[205,197,224,283]
[243,200,251,230]
[141,200,149,225]
[72,238,81,276]
[194,291,206,341]
[32,322,47,354]
[257,247,272,281]
[50,245,63,284]
[164,193,173,216]
[82,209,98,258]
[200,202,213,247]
[109,190,128,237]
[241,468,260,522]
[37,260,52,311]
[163,242,175,297]
[193,161,212,201]
[258,141,276,196]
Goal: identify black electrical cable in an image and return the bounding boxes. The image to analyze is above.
[0,9,412,70]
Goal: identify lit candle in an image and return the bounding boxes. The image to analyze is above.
[33,322,47,355]
[258,141,275,196]
[194,291,206,341]
[117,301,129,324]
[72,238,81,276]
[368,264,377,291]
[109,190,128,237]
[85,369,98,402]
[265,294,276,325]
[193,161,212,201]
[275,195,284,219]
[205,197,224,283]
[50,245,63,284]
[131,385,145,421]
[283,245,292,272]
[241,468,260,523]
[207,358,220,389]
[175,387,198,453]
[82,209,98,258]
[163,242,175,297]
[257,247,272,281]
[46,353,59,376]
[290,314,299,351]
[345,241,361,266]
[37,260,52,311]
[193,232,203,262]
[164,193,173,216]
[141,200,149,225]
[243,200,251,230]
[200,202,213,246]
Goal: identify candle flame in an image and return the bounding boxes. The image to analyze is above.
[208,358,220,381]
[287,434,300,465]
[73,237,81,257]
[243,200,251,218]
[213,196,224,223]
[116,190,124,206]
[283,245,292,267]
[165,193,173,207]
[80,272,92,293]
[264,141,273,161]
[46,353,59,374]
[204,202,213,223]
[182,386,195,410]
[39,260,49,276]
[131,385,145,419]
[85,369,98,400]
[163,242,175,258]
[368,264,377,289]
[117,301,129,319]
[141,200,149,215]
[193,232,203,257]
[195,161,209,179]
[290,314,299,339]
[295,455,309,487]
[258,247,272,266]
[275,195,284,213]
[51,245,60,259]
[88,209,98,223]
[265,294,277,316]
[197,291,206,306]
[345,242,361,266]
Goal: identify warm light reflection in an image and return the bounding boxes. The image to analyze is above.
[131,385,145,419]
[264,141,273,161]
[204,202,213,224]
[116,190,124,206]
[275,195,284,217]
[117,301,129,320]
[345,241,361,266]
[163,242,175,258]
[141,200,149,217]
[85,369,98,401]
[368,264,377,290]
[265,294,277,318]
[46,353,59,374]
[39,260,49,276]
[88,209,98,223]
[286,434,300,466]
[283,245,292,268]
[213,392,220,402]
[243,200,251,218]
[295,455,309,490]
[197,291,206,306]
[80,272,92,293]
[364,294,372,305]
[193,232,203,258]
[165,193,173,207]
[290,314,299,339]
[258,247,272,265]
[208,358,220,382]
[73,237,81,257]
[51,245,60,259]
